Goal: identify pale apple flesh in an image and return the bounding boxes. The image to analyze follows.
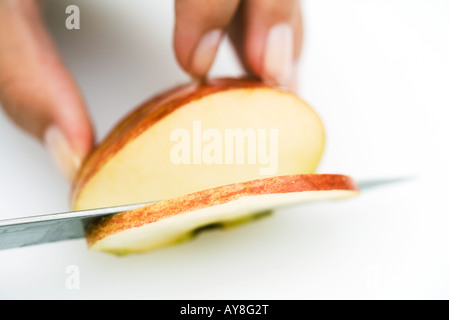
[85,174,359,255]
[71,78,349,255]
[72,79,325,211]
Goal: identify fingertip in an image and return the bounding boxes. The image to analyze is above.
[188,29,224,78]
[174,0,240,79]
[228,0,303,89]
[44,125,83,181]
[261,23,294,87]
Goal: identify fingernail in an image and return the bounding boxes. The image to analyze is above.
[190,29,224,78]
[44,125,81,181]
[263,23,294,86]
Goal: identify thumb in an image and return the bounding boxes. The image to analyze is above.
[0,1,94,181]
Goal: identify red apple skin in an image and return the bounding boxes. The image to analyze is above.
[85,174,359,247]
[71,78,274,207]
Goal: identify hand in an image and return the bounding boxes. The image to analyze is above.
[0,0,303,181]
[0,0,93,181]
[174,0,302,89]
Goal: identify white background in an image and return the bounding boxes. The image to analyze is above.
[1,0,448,299]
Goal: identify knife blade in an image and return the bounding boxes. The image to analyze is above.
[0,202,157,251]
[0,177,411,251]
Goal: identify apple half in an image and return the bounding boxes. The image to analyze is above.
[71,77,354,255]
[85,174,359,255]
[71,78,326,211]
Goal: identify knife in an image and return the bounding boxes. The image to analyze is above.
[0,177,411,251]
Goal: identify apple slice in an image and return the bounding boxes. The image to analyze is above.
[85,174,359,255]
[71,78,326,211]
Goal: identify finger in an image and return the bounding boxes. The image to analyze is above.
[0,1,94,181]
[174,0,241,79]
[228,0,303,91]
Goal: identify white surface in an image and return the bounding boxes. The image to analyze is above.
[0,0,448,299]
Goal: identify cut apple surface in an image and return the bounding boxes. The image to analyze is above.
[71,77,354,255]
[85,174,359,255]
[71,78,326,211]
